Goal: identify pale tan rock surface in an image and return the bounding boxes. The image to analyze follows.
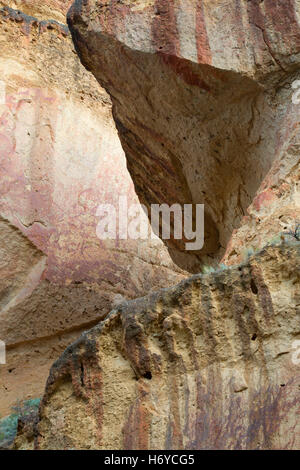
[0,2,185,416]
[0,0,72,23]
[68,0,300,271]
[26,243,300,450]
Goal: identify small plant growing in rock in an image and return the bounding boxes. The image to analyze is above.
[284,222,300,241]
[12,398,41,419]
[202,265,216,274]
[201,263,229,274]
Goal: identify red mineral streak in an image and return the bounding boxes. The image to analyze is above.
[105,0,131,37]
[152,0,180,56]
[264,0,300,51]
[247,0,300,70]
[0,86,148,287]
[233,0,247,50]
[123,382,151,450]
[252,189,277,212]
[160,54,210,91]
[195,0,211,65]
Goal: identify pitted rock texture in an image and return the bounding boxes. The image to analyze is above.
[0,3,185,416]
[0,1,73,23]
[68,0,300,271]
[26,243,300,450]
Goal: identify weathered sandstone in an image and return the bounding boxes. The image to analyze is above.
[68,0,300,270]
[2,0,300,451]
[0,0,71,23]
[0,2,185,416]
[18,0,299,451]
[24,242,300,450]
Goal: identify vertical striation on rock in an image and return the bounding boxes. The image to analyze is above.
[28,243,300,450]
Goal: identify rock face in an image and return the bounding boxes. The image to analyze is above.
[20,0,300,451]
[2,0,300,451]
[68,0,300,270]
[26,243,300,450]
[0,2,185,416]
[0,1,71,23]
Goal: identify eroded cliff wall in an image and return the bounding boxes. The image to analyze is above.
[27,243,300,450]
[0,1,185,417]
[2,0,300,450]
[21,0,299,450]
[68,0,300,270]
